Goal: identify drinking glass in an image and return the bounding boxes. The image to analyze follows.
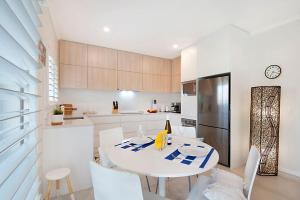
[137,125,145,138]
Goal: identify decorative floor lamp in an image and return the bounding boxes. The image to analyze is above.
[250,86,281,176]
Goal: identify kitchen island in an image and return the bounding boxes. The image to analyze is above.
[42,117,94,197]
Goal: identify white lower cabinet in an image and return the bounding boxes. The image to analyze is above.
[89,113,181,156]
[93,123,121,152]
[170,114,182,127]
[124,131,138,139]
[143,120,165,133]
[121,121,140,133]
[91,116,121,124]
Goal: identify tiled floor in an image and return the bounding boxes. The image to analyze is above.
[55,167,300,200]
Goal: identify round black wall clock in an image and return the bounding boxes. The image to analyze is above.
[265,65,281,79]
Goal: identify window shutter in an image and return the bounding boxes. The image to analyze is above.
[0,0,42,199]
[48,56,58,102]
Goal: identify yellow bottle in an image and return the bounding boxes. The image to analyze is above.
[155,130,168,150]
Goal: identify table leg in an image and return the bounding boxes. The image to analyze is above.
[46,181,52,200]
[158,177,166,197]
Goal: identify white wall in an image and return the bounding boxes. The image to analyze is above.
[181,46,198,82]
[38,6,58,116]
[180,46,198,120]
[59,89,180,114]
[38,5,59,198]
[188,20,300,176]
[246,20,300,176]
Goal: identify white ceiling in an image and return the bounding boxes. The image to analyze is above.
[47,0,300,58]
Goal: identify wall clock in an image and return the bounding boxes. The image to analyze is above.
[265,65,281,79]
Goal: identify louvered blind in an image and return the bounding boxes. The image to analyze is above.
[0,0,42,199]
[48,56,58,102]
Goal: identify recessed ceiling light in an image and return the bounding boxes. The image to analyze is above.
[103,26,110,32]
[172,44,179,49]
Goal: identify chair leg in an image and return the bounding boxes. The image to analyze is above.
[66,176,75,200]
[196,174,198,178]
[155,178,159,194]
[55,180,60,198]
[56,180,60,190]
[188,176,191,192]
[46,180,52,200]
[145,176,151,192]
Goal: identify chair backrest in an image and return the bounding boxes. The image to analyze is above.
[90,161,144,200]
[99,127,124,148]
[98,127,124,167]
[244,146,261,200]
[172,125,196,138]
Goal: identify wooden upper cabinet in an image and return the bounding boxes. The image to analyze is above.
[142,55,154,74]
[142,74,170,92]
[142,55,172,92]
[59,40,173,92]
[172,56,181,76]
[142,55,171,75]
[160,75,171,92]
[142,74,157,92]
[60,64,87,89]
[171,56,181,93]
[142,56,159,74]
[117,51,142,72]
[60,40,87,66]
[88,67,117,90]
[171,75,181,92]
[118,71,142,91]
[161,59,171,75]
[88,45,117,69]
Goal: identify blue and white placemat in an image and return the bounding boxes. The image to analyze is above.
[115,139,154,152]
[165,144,215,169]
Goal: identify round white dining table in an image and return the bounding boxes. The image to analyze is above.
[106,135,219,197]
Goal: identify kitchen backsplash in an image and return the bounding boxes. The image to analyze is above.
[59,89,180,114]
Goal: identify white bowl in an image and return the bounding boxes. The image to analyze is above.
[130,137,152,145]
[178,146,209,157]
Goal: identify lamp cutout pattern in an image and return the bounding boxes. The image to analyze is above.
[250,86,281,176]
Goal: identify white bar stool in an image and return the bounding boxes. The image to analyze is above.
[45,168,75,200]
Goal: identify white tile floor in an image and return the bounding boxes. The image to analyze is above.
[55,167,300,200]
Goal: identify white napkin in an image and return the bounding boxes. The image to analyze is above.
[211,168,244,190]
[204,183,246,200]
[203,168,246,200]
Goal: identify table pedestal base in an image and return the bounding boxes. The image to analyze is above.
[158,177,166,197]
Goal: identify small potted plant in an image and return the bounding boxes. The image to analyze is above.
[51,107,64,125]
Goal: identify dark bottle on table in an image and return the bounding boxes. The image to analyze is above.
[165,115,172,145]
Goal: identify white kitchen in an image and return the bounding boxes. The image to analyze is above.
[1,0,300,200]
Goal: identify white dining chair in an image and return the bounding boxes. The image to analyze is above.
[187,146,261,200]
[172,125,197,138]
[98,127,151,192]
[98,127,124,168]
[90,161,169,200]
[243,146,261,200]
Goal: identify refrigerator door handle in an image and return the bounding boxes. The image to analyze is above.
[198,123,228,130]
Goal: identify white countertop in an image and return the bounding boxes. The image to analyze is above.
[44,112,181,129]
[87,111,181,117]
[45,116,93,129]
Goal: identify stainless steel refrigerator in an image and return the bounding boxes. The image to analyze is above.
[197,73,230,167]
